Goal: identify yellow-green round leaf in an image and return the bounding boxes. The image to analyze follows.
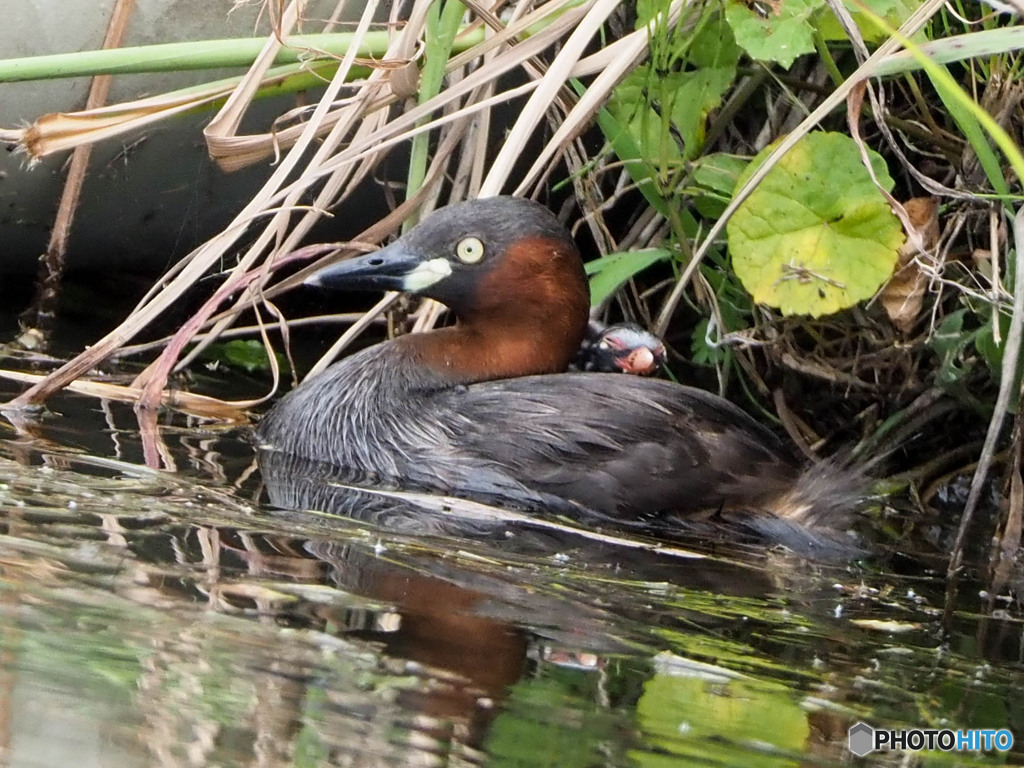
[727,132,905,317]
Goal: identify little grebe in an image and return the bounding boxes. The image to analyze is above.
[257,197,858,536]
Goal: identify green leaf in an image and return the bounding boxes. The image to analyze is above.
[815,0,923,43]
[724,0,818,69]
[690,152,749,218]
[668,69,734,158]
[669,17,740,157]
[598,74,677,217]
[586,249,673,305]
[692,153,748,197]
[200,340,277,373]
[601,12,739,185]
[690,318,722,366]
[727,132,904,317]
[975,311,1010,377]
[690,264,751,367]
[637,0,669,26]
[975,309,1021,412]
[929,309,970,386]
[689,14,743,69]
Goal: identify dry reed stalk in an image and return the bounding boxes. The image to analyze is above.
[1,0,682,419]
[0,369,247,422]
[21,0,137,342]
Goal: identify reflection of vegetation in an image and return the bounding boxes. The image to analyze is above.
[486,670,638,768]
[2,439,1024,765]
[0,567,436,767]
[634,659,808,768]
[3,598,145,705]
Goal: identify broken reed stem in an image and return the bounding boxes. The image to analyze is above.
[19,0,137,341]
[166,0,400,377]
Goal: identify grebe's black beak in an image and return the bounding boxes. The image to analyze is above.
[304,240,451,294]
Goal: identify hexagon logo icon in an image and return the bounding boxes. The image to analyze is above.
[848,722,875,756]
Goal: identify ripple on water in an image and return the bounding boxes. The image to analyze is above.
[0,386,1020,767]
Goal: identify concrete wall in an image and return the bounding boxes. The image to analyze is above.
[0,1,349,274]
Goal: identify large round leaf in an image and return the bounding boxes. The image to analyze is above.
[727,132,904,317]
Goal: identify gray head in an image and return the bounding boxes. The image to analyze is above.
[305,197,585,319]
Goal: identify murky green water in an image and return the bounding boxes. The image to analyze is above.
[0,376,1021,767]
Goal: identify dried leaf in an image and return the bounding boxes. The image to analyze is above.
[879,196,940,334]
[14,89,228,161]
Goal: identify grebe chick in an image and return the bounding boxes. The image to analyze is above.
[573,320,666,375]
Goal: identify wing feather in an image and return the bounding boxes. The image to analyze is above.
[425,373,800,518]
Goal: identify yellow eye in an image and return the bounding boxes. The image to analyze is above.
[455,236,485,264]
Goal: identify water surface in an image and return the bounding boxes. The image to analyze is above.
[0,376,1021,768]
